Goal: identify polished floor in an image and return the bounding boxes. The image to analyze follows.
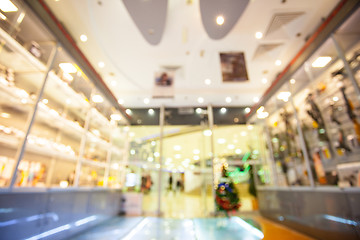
[141,190,253,218]
[70,190,314,240]
[69,216,314,240]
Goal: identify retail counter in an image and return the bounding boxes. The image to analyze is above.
[0,188,122,240]
[258,186,360,240]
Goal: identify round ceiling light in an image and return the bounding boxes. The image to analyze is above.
[80,34,88,42]
[255,32,263,39]
[98,62,105,68]
[216,15,225,25]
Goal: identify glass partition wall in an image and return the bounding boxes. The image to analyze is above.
[125,106,263,217]
[249,7,360,189]
[0,0,129,190]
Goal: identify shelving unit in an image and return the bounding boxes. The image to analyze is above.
[250,12,360,188]
[0,4,128,189]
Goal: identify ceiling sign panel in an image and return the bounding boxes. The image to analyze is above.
[123,0,167,45]
[200,0,249,40]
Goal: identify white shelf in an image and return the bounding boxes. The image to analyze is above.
[0,134,77,162]
[86,131,111,149]
[36,103,85,140]
[81,158,107,168]
[0,28,47,73]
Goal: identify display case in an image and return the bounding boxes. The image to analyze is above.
[0,0,129,189]
[249,6,360,188]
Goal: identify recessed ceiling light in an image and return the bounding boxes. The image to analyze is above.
[244,107,251,113]
[147,156,154,162]
[277,91,291,102]
[175,154,181,159]
[0,0,18,12]
[118,99,124,104]
[205,79,211,85]
[225,97,232,103]
[253,97,259,103]
[193,149,200,154]
[148,108,155,115]
[262,78,268,84]
[275,60,282,66]
[111,80,117,86]
[247,125,254,130]
[98,62,105,68]
[235,149,242,154]
[216,15,225,25]
[42,99,48,104]
[196,108,202,114]
[220,107,227,114]
[92,94,103,103]
[66,99,71,104]
[217,138,226,144]
[197,97,204,103]
[80,34,88,42]
[174,145,182,151]
[333,96,339,102]
[154,152,160,157]
[257,111,269,119]
[203,130,212,136]
[227,144,235,149]
[144,98,150,104]
[1,112,10,118]
[255,32,263,39]
[59,63,77,73]
[126,109,132,115]
[257,106,265,113]
[110,114,122,121]
[312,56,332,68]
[193,155,200,160]
[290,79,296,84]
[241,131,247,137]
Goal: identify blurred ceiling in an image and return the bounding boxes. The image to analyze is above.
[40,0,340,109]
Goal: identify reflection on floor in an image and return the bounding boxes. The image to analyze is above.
[70,216,315,240]
[142,191,253,218]
[70,191,314,239]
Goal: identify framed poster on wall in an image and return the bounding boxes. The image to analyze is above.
[220,52,249,82]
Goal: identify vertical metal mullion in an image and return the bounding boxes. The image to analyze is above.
[264,124,279,186]
[103,125,114,188]
[200,122,207,215]
[120,129,130,187]
[73,103,93,187]
[331,34,360,98]
[288,83,315,187]
[157,105,165,216]
[9,44,59,190]
[207,104,216,212]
